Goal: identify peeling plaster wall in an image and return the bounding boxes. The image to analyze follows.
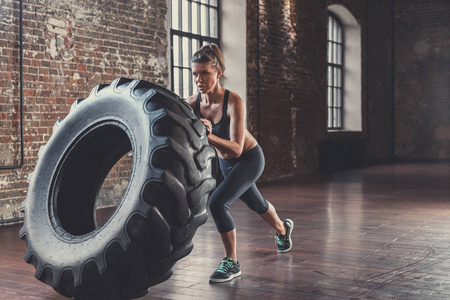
[0,0,169,223]
[395,1,450,159]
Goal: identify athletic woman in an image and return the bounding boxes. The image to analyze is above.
[187,44,294,283]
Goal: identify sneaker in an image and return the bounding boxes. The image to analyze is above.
[209,257,241,283]
[275,219,294,253]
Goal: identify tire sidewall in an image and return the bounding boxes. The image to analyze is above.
[24,86,155,268]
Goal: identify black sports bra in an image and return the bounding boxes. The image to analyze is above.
[194,90,231,140]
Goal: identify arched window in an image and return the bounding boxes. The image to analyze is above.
[170,0,220,99]
[327,5,362,132]
[327,13,343,129]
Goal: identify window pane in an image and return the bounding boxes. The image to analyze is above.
[172,0,180,30]
[332,108,337,127]
[201,4,209,36]
[336,88,341,107]
[337,68,342,87]
[337,44,342,65]
[192,2,199,34]
[328,107,332,128]
[331,18,335,41]
[337,25,342,43]
[210,8,218,38]
[201,0,208,4]
[333,88,337,107]
[327,41,332,63]
[334,108,341,127]
[333,18,338,42]
[183,69,191,98]
[333,68,337,86]
[182,37,190,67]
[210,0,218,6]
[328,17,332,40]
[329,43,332,64]
[333,43,338,64]
[333,67,338,86]
[328,87,332,106]
[328,66,332,86]
[192,39,200,54]
[173,36,180,66]
[334,43,338,64]
[336,108,341,127]
[182,0,189,32]
[173,68,180,96]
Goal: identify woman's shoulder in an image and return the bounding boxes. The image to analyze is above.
[225,91,246,118]
[226,90,244,109]
[186,94,198,110]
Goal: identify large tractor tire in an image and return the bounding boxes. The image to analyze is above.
[19,78,216,299]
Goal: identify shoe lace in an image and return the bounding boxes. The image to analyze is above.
[216,259,233,273]
[275,234,287,246]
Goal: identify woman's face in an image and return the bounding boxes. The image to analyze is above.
[192,62,222,94]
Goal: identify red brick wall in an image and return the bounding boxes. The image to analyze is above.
[395,0,450,159]
[0,0,168,222]
[1,0,448,223]
[247,0,329,181]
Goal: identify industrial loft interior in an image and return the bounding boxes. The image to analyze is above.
[0,1,448,299]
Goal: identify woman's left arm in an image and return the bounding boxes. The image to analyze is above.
[206,94,246,158]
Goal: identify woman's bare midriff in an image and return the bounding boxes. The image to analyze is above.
[217,130,258,160]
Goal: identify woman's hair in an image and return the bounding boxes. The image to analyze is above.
[191,43,226,85]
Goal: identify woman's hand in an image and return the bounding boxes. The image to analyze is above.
[200,118,212,136]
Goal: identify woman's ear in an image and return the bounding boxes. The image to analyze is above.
[217,68,223,78]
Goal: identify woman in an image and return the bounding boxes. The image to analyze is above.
[187,44,294,283]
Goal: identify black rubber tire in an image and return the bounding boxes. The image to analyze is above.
[19,78,216,299]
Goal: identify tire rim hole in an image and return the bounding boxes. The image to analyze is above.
[95,150,133,228]
[51,123,133,237]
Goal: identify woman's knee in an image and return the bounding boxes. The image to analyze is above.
[256,200,270,215]
[208,195,227,215]
[253,199,269,214]
[241,187,269,214]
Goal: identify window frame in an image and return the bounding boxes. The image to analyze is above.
[170,0,220,100]
[327,12,344,130]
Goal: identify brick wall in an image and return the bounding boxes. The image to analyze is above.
[395,0,450,159]
[247,0,394,180]
[247,0,329,181]
[364,0,395,160]
[0,0,168,223]
[1,0,448,223]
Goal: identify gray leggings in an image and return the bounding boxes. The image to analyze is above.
[209,144,269,233]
